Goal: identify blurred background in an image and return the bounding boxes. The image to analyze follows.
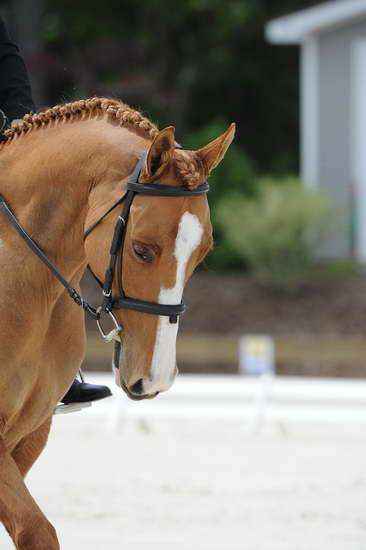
[1,2,366,550]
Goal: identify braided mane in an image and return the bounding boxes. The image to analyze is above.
[1,96,205,189]
[1,97,159,145]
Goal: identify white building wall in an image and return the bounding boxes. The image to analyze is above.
[301,37,320,190]
[351,39,366,263]
[305,19,366,258]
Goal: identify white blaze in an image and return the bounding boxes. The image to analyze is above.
[145,211,203,394]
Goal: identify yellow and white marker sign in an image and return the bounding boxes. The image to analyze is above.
[239,335,275,375]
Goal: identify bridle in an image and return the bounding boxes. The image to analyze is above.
[0,149,209,347]
[85,150,209,342]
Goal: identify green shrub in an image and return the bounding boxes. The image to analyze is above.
[186,120,255,270]
[185,120,256,207]
[216,177,335,290]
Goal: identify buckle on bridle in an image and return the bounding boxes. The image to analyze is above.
[96,306,121,343]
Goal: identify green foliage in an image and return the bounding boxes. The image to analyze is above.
[36,0,327,273]
[41,0,316,173]
[185,120,256,207]
[216,177,335,290]
[185,120,256,270]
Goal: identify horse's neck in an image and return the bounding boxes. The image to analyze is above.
[0,122,148,432]
[0,121,147,299]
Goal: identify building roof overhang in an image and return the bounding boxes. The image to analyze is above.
[266,0,366,44]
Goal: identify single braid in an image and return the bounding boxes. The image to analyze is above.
[1,96,206,190]
[174,151,205,190]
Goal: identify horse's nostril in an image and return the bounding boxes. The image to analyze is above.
[129,378,144,395]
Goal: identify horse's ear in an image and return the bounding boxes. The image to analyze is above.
[196,123,236,175]
[141,126,176,180]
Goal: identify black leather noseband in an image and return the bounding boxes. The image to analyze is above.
[0,149,209,344]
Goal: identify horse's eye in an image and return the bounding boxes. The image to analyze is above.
[132,242,154,264]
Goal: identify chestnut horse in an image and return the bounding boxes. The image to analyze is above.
[0,97,234,549]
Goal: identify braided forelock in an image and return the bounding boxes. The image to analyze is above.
[1,97,159,145]
[173,150,206,190]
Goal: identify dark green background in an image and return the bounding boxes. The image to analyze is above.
[1,0,324,269]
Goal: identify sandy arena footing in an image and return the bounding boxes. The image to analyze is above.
[1,373,365,550]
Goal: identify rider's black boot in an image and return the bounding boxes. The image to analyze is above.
[61,379,112,404]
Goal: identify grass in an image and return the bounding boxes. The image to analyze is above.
[85,332,366,367]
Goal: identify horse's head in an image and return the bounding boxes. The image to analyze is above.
[86,124,235,400]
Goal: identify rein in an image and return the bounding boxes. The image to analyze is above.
[0,198,99,320]
[0,150,209,345]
